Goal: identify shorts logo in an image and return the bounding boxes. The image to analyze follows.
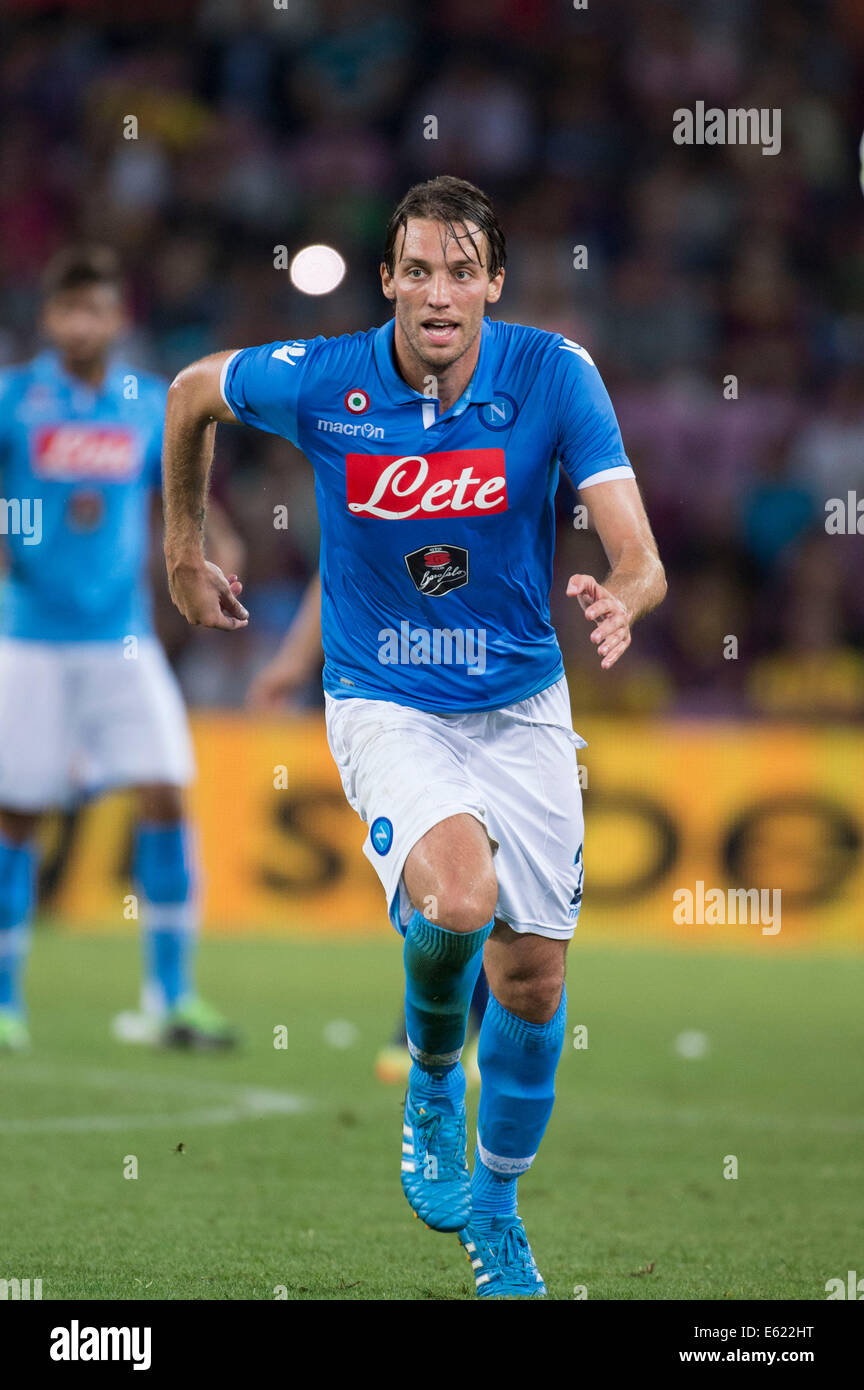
[480,392,518,431]
[345,389,370,414]
[346,449,507,520]
[568,845,584,921]
[404,543,469,596]
[370,816,393,855]
[31,426,138,480]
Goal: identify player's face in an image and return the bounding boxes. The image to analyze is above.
[381,218,504,372]
[42,285,127,372]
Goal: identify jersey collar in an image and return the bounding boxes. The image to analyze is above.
[372,315,496,409]
[33,348,127,399]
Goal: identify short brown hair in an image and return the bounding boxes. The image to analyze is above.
[42,245,123,300]
[383,176,506,278]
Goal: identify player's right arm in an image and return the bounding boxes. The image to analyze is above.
[162,350,249,630]
[164,338,321,630]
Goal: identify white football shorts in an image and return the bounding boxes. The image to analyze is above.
[0,637,194,811]
[325,674,586,940]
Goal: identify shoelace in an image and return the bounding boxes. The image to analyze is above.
[483,1221,538,1286]
[414,1109,467,1175]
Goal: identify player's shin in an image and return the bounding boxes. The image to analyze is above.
[133,821,197,1010]
[472,987,568,1216]
[0,835,37,1017]
[403,908,493,1113]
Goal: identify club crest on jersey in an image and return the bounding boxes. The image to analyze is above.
[370,816,393,855]
[346,449,507,520]
[404,544,469,597]
[344,388,370,414]
[480,392,519,431]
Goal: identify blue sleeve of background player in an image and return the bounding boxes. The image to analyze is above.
[220,339,326,446]
[0,370,16,479]
[146,381,168,489]
[548,339,635,490]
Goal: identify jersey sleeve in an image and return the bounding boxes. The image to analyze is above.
[548,338,635,490]
[220,339,325,445]
[0,370,15,477]
[145,380,168,489]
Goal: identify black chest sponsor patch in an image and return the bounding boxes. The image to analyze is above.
[404,543,469,597]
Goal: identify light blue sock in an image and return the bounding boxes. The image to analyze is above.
[133,822,197,1009]
[409,1057,467,1119]
[403,909,493,1113]
[0,836,37,1014]
[473,988,568,1218]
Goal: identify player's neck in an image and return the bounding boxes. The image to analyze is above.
[392,324,480,415]
[59,355,108,391]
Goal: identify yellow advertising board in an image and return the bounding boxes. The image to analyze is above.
[46,715,864,950]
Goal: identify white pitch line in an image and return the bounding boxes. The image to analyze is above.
[0,1063,310,1134]
[0,1062,287,1096]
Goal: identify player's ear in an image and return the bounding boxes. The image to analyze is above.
[485,268,505,305]
[380,262,396,302]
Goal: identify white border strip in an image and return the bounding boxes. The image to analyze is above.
[578,464,636,489]
[218,349,241,412]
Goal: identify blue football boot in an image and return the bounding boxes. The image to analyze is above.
[459,1215,547,1297]
[401,1089,472,1232]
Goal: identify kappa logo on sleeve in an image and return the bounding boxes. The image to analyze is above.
[31,426,139,480]
[346,449,507,520]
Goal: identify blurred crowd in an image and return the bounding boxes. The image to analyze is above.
[1,0,863,717]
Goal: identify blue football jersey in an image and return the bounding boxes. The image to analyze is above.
[222,316,635,712]
[0,350,166,641]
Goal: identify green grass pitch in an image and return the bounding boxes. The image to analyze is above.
[1,928,862,1301]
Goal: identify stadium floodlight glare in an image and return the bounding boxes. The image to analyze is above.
[290,244,346,296]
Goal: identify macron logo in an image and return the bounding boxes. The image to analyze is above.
[317,418,384,440]
[50,1321,151,1371]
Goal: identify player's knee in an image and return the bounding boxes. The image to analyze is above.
[138,783,184,823]
[0,809,39,845]
[497,969,564,1024]
[427,871,498,935]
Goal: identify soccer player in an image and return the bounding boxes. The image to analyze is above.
[162,177,667,1296]
[0,246,238,1051]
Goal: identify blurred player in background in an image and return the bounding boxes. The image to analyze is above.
[0,246,239,1051]
[162,176,666,1297]
[248,569,489,1085]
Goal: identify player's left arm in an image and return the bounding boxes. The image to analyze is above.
[568,477,666,670]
